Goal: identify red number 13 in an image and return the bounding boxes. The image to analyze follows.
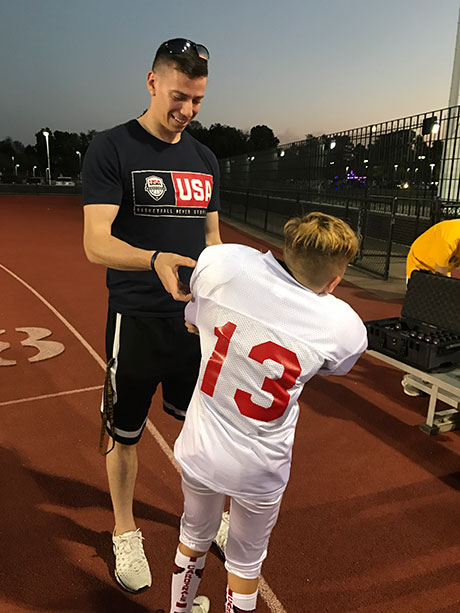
[201,321,301,422]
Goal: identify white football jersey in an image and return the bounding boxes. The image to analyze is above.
[174,244,367,499]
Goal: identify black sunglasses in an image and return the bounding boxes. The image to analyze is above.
[160,38,209,61]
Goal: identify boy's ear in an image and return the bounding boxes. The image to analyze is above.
[323,275,342,294]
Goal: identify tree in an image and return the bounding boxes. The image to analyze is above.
[247,125,279,151]
[33,128,96,178]
[186,120,208,145]
[0,137,27,179]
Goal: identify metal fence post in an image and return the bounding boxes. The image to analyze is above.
[384,197,397,280]
[264,193,269,232]
[244,190,249,224]
[414,199,420,240]
[357,199,365,261]
[430,198,442,225]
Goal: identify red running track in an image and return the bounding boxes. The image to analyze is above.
[2,195,460,613]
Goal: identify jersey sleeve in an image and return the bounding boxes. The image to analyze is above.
[184,245,239,325]
[82,132,123,206]
[317,309,368,376]
[184,246,215,325]
[184,267,200,325]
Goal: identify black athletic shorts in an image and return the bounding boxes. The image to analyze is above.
[104,308,201,445]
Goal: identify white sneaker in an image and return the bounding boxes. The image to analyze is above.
[193,595,210,612]
[213,511,229,558]
[112,528,152,593]
[401,374,425,397]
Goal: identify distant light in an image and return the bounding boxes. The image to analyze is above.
[330,161,335,165]
[279,149,285,157]
[422,116,439,135]
[371,125,377,133]
[251,156,255,161]
[43,130,49,138]
[363,159,369,163]
[402,182,409,189]
[329,140,336,150]
[418,155,426,160]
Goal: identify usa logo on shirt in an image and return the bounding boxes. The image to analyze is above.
[132,170,213,217]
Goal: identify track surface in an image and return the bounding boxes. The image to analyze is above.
[2,195,460,613]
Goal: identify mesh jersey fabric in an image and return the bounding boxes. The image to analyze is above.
[174,244,368,499]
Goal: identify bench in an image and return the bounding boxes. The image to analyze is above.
[366,350,460,434]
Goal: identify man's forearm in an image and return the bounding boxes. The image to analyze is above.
[434,264,449,275]
[206,232,222,246]
[84,232,154,271]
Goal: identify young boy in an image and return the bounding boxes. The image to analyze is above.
[170,212,368,612]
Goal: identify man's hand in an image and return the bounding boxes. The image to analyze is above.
[184,319,200,335]
[154,252,196,301]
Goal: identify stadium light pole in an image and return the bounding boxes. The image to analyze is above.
[43,130,51,185]
[33,165,37,177]
[440,4,460,201]
[15,164,20,175]
[448,5,460,107]
[76,150,81,178]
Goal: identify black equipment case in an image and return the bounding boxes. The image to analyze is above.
[365,270,460,372]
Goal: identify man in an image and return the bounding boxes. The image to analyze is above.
[406,218,460,280]
[82,39,221,609]
[402,219,460,395]
[169,213,368,613]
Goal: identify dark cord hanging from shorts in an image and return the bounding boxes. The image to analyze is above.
[100,357,116,455]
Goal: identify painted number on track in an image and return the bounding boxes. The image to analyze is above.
[0,328,65,366]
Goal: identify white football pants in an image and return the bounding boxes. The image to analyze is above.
[179,470,283,579]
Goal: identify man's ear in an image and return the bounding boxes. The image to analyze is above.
[146,70,156,96]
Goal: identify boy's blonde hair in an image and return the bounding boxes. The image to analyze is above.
[283,212,358,289]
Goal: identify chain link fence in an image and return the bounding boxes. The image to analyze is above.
[221,188,438,279]
[219,105,460,278]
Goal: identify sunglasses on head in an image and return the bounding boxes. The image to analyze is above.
[160,38,209,61]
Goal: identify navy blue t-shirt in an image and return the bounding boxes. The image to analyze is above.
[82,119,220,317]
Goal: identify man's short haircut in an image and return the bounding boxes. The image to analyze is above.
[283,212,358,287]
[152,45,208,79]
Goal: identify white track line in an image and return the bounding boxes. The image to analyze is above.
[0,385,103,407]
[0,262,287,613]
[0,264,106,370]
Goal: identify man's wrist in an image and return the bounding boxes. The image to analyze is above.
[150,251,161,270]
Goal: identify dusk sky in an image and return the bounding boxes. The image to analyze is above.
[2,0,460,146]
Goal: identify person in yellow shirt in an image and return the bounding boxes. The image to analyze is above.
[406,219,460,280]
[402,219,460,396]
